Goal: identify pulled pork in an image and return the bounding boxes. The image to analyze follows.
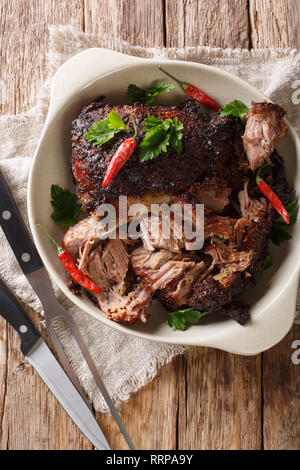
[62,181,271,325]
[242,102,287,171]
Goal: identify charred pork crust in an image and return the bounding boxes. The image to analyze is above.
[227,304,251,325]
[255,150,292,206]
[71,99,248,211]
[190,274,243,312]
[66,273,81,296]
[250,101,285,117]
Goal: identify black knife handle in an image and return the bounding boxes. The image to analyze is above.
[0,171,43,275]
[0,277,40,355]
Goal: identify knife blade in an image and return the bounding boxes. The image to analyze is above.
[0,276,110,450]
[0,169,135,450]
[0,170,85,396]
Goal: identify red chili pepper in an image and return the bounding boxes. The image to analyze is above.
[256,170,289,224]
[158,66,220,111]
[102,108,138,188]
[37,224,102,293]
[102,138,137,188]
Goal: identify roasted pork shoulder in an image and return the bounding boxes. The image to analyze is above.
[63,99,291,326]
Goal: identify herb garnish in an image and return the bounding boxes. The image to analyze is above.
[270,225,292,246]
[84,110,183,161]
[127,81,175,105]
[84,110,130,147]
[271,200,298,246]
[262,255,273,272]
[50,184,83,227]
[139,116,183,162]
[274,200,298,226]
[220,100,249,119]
[167,308,208,331]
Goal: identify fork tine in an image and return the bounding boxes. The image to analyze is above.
[59,312,136,450]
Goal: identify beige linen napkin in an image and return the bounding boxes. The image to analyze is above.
[0,25,299,412]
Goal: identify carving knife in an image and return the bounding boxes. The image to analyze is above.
[0,169,135,450]
[0,275,110,450]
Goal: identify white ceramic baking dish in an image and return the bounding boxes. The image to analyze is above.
[28,48,300,354]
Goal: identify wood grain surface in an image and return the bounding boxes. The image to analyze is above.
[0,0,299,450]
[165,0,250,48]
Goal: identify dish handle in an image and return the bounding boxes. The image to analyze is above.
[47,48,143,121]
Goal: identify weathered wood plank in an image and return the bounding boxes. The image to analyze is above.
[98,358,180,450]
[249,0,300,48]
[84,0,165,47]
[0,0,93,450]
[177,348,262,450]
[263,325,300,449]
[165,0,250,48]
[0,0,84,114]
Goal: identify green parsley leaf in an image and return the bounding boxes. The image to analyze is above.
[167,308,209,331]
[270,199,298,245]
[139,127,170,162]
[141,115,163,133]
[270,224,292,246]
[50,184,83,227]
[84,110,130,147]
[169,117,183,153]
[274,200,298,226]
[107,109,129,129]
[262,255,272,271]
[84,120,115,147]
[139,115,183,162]
[220,100,249,119]
[127,81,175,105]
[148,81,175,96]
[127,84,148,105]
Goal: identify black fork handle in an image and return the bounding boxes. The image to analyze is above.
[0,170,43,275]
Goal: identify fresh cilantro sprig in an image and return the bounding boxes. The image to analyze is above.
[271,200,298,246]
[220,100,249,119]
[84,110,130,147]
[139,116,183,162]
[50,184,83,227]
[167,308,208,331]
[127,81,175,105]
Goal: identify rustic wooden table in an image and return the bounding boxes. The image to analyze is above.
[0,0,300,450]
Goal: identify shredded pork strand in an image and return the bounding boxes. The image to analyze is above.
[78,239,95,275]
